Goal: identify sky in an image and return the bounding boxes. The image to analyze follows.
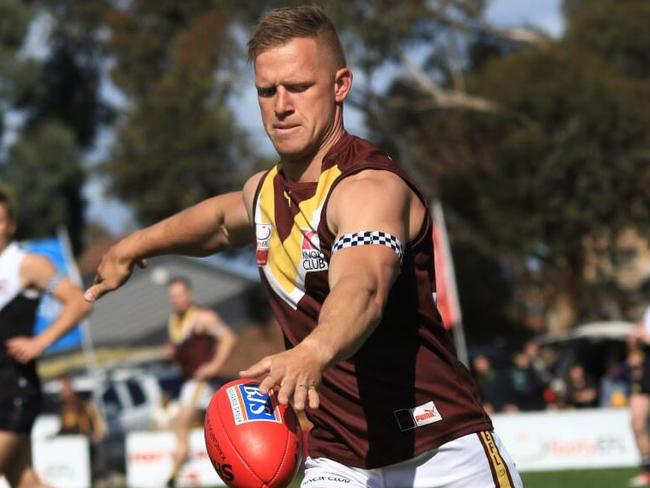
[84,0,565,235]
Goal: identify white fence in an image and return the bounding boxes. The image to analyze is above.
[126,430,225,487]
[0,408,642,487]
[493,408,640,472]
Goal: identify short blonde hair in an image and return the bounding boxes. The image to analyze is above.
[248,5,346,68]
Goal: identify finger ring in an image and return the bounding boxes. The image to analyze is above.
[308,384,317,390]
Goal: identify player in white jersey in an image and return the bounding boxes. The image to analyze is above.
[0,191,91,488]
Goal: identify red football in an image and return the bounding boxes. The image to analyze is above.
[204,379,303,488]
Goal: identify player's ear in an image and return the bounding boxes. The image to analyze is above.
[334,67,352,103]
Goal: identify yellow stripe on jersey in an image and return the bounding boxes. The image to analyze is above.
[479,431,514,488]
[256,164,342,309]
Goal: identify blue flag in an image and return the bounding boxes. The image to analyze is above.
[23,236,83,355]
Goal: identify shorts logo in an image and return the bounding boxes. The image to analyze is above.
[256,224,272,266]
[394,400,443,431]
[301,229,328,272]
[303,475,351,485]
[227,384,282,425]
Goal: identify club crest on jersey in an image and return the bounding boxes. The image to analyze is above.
[226,384,282,425]
[255,223,272,266]
[301,229,328,273]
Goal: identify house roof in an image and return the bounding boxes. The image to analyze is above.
[85,254,259,347]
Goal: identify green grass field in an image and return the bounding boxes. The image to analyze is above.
[115,467,642,487]
[521,467,638,487]
[291,467,641,487]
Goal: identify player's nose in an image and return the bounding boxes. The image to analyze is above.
[274,87,293,117]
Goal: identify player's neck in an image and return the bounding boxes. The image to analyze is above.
[282,121,345,183]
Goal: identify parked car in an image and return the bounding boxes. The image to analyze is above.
[537,321,634,400]
[42,367,164,434]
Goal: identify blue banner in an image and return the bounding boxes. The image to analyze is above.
[23,236,83,355]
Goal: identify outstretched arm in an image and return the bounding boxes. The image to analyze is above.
[240,170,415,410]
[85,173,263,302]
[6,255,92,363]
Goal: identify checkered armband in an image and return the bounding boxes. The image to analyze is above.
[332,231,404,259]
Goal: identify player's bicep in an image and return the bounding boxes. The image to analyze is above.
[327,172,409,293]
[21,255,57,291]
[21,255,85,304]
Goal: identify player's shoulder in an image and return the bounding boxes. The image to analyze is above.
[195,306,218,321]
[332,167,412,204]
[243,170,270,194]
[21,253,55,277]
[242,170,270,207]
[19,253,57,289]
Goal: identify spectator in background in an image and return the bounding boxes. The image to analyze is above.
[598,361,629,408]
[164,276,237,487]
[523,340,553,384]
[57,375,107,482]
[471,354,512,414]
[563,363,598,409]
[57,375,106,442]
[507,350,547,411]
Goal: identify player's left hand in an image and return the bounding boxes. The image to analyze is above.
[5,336,46,363]
[239,342,325,411]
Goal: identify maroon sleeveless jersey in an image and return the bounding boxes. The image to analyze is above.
[252,132,492,468]
[174,333,216,380]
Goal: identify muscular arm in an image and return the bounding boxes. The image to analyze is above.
[241,170,415,410]
[6,255,92,363]
[301,172,408,366]
[86,173,264,301]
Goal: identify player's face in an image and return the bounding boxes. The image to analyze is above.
[255,37,346,165]
[0,204,16,249]
[168,282,192,314]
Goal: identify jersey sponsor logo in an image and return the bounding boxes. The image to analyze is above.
[301,229,328,273]
[227,383,282,425]
[256,223,272,266]
[394,400,443,431]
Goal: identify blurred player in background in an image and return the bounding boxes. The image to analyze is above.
[628,305,650,486]
[0,191,91,488]
[57,375,107,483]
[85,6,522,487]
[164,276,237,487]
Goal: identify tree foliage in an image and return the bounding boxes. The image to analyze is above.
[1,121,85,250]
[366,0,650,334]
[0,0,108,252]
[102,2,251,224]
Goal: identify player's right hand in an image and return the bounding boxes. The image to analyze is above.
[84,243,147,302]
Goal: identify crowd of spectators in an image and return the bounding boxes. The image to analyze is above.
[470,340,632,414]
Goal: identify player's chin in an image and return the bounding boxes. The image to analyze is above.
[272,140,310,160]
